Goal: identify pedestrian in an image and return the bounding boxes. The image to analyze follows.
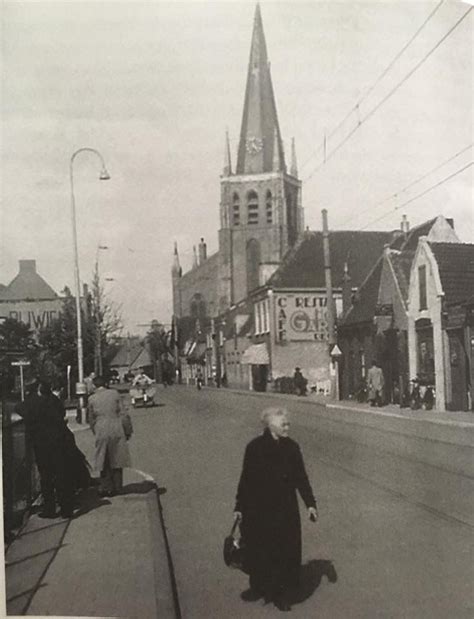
[234,407,318,611]
[293,367,307,396]
[367,360,384,407]
[87,375,133,497]
[17,380,75,518]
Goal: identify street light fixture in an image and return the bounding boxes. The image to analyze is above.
[70,147,110,422]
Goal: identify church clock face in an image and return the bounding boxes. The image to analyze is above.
[245,136,263,155]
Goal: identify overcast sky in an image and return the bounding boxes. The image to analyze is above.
[2,1,472,333]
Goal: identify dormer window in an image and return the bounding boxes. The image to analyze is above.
[247,191,259,225]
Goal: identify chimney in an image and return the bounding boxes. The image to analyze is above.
[19,259,36,273]
[342,262,352,315]
[401,214,410,235]
[198,238,207,264]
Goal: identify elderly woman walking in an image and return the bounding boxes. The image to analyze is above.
[234,407,318,612]
[87,376,133,497]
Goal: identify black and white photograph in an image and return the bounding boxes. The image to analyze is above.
[1,1,473,617]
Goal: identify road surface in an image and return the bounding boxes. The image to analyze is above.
[128,386,474,618]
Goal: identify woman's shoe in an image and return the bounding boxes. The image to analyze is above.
[240,588,263,602]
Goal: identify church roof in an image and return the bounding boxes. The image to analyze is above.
[1,260,57,301]
[268,230,392,290]
[236,4,285,175]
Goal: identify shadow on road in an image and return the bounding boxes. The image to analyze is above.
[289,559,338,605]
[120,481,168,496]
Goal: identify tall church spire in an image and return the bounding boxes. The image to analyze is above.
[290,137,298,177]
[236,4,285,175]
[223,129,232,176]
[172,241,181,276]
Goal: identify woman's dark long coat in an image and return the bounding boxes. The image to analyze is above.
[235,429,316,593]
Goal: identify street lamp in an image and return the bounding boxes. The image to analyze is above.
[70,147,110,422]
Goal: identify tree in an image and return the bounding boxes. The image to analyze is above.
[0,318,37,396]
[146,320,170,382]
[37,287,96,386]
[89,261,123,375]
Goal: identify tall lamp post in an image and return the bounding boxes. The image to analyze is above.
[70,148,110,422]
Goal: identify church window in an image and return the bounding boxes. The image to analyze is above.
[232,193,240,226]
[266,191,273,224]
[247,191,259,225]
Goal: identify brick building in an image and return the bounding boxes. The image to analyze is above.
[0,260,62,333]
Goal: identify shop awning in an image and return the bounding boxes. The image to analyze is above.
[241,343,269,365]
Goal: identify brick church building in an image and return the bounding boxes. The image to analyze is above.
[171,4,302,323]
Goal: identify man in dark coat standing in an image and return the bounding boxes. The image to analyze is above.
[18,381,74,518]
[234,407,318,611]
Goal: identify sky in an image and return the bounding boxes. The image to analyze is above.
[2,1,472,334]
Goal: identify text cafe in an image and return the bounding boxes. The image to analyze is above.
[275,294,329,342]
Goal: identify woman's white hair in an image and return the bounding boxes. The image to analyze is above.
[261,407,290,427]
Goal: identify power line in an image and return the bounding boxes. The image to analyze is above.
[344,143,473,226]
[303,4,473,181]
[300,0,446,175]
[359,161,473,230]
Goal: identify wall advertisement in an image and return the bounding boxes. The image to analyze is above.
[275,294,329,342]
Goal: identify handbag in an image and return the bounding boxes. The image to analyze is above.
[223,517,249,574]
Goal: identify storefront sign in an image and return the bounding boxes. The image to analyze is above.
[276,294,329,341]
[0,299,62,332]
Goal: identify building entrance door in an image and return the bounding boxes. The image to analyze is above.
[251,364,268,392]
[448,329,468,411]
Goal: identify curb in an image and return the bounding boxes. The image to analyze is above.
[130,468,182,619]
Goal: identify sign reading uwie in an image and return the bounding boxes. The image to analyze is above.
[0,299,62,332]
[276,295,329,342]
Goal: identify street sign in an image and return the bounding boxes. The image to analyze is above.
[330,344,342,357]
[11,360,31,367]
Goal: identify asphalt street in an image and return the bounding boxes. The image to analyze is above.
[128,386,474,619]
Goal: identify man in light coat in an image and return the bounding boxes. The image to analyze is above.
[367,360,384,407]
[87,376,132,496]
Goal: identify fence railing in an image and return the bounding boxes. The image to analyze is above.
[2,398,41,542]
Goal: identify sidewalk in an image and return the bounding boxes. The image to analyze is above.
[4,422,177,618]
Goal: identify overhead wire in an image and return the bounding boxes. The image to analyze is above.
[303,4,473,181]
[344,143,473,227]
[359,161,473,230]
[299,0,446,175]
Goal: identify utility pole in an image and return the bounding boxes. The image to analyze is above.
[322,209,336,345]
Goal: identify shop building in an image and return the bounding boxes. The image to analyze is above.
[339,215,459,403]
[408,239,474,411]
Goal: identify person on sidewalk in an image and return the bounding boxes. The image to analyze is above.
[17,380,75,518]
[87,376,132,497]
[293,367,307,396]
[234,408,318,612]
[367,360,384,407]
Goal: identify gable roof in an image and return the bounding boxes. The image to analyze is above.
[429,242,474,305]
[388,250,414,303]
[268,230,392,290]
[1,260,57,301]
[340,257,384,326]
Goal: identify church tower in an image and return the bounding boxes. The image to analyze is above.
[218,4,303,311]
